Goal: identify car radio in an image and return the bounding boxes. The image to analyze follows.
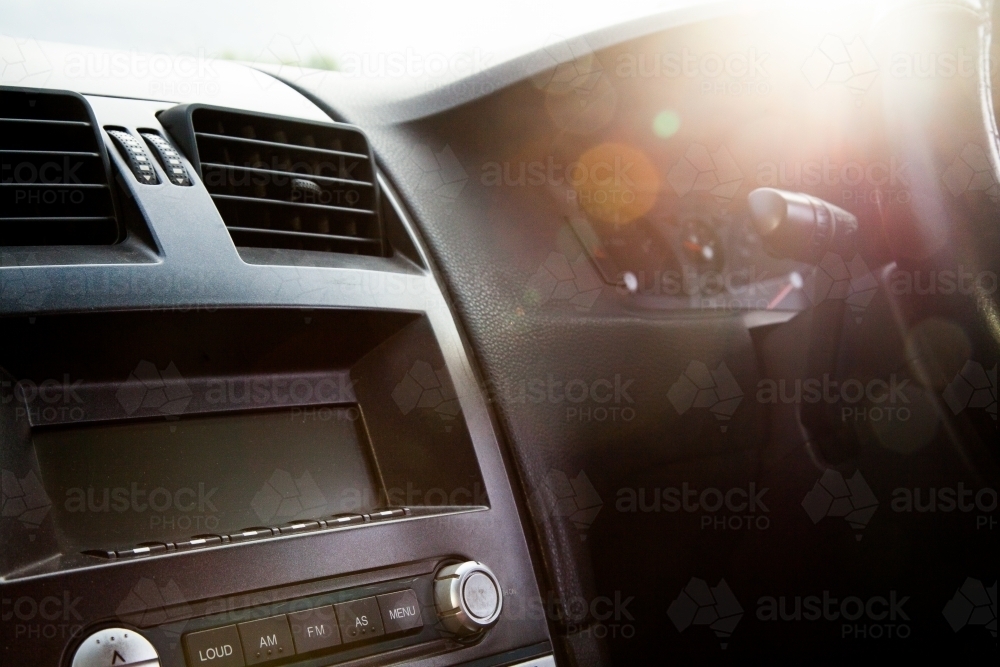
[1,307,549,666]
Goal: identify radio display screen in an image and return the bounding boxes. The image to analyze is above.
[32,407,381,551]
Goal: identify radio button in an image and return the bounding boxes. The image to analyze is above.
[237,615,293,665]
[175,534,222,550]
[277,520,321,534]
[377,589,423,634]
[183,625,244,667]
[228,528,273,542]
[288,606,341,653]
[366,509,406,522]
[334,597,384,643]
[116,542,167,558]
[326,513,364,527]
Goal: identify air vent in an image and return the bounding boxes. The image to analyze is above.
[0,86,119,245]
[159,104,385,255]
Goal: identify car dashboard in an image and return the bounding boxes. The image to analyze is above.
[2,1,998,665]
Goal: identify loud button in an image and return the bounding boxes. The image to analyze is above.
[183,626,244,667]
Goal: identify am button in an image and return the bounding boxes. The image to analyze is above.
[236,615,294,665]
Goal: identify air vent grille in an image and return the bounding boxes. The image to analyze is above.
[161,105,384,255]
[0,86,119,245]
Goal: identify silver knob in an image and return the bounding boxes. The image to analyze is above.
[433,561,503,635]
[71,627,159,667]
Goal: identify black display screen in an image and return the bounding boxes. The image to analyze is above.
[33,407,381,551]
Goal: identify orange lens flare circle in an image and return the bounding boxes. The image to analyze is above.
[573,142,660,225]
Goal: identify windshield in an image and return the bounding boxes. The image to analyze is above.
[1,0,700,84]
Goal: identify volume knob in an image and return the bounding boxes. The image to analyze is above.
[433,561,503,635]
[71,627,159,667]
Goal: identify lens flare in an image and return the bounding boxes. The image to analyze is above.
[652,110,681,138]
[573,142,660,224]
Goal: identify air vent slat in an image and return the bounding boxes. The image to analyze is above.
[200,162,373,188]
[1,86,120,247]
[0,218,119,245]
[227,226,381,254]
[228,226,381,245]
[160,104,385,256]
[0,118,91,127]
[210,193,376,216]
[0,150,101,157]
[0,216,116,222]
[194,132,369,160]
[0,183,108,189]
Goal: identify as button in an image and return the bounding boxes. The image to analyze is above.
[334,597,384,643]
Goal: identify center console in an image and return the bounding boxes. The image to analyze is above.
[0,86,552,667]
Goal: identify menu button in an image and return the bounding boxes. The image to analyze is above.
[377,589,424,634]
